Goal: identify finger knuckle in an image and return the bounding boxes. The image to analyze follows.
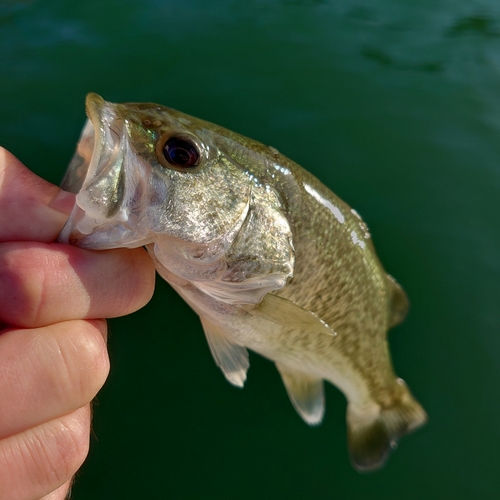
[0,408,90,500]
[0,244,48,327]
[51,322,110,405]
[111,248,155,316]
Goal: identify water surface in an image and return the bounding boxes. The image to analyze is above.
[1,0,499,498]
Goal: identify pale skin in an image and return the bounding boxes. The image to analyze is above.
[0,148,156,500]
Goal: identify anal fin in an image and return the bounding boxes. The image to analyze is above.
[200,317,249,388]
[276,363,325,425]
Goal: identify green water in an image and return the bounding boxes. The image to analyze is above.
[1,0,500,498]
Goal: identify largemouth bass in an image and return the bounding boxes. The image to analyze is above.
[58,93,427,471]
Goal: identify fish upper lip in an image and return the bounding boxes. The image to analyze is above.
[61,92,123,195]
[85,93,106,126]
[59,93,131,246]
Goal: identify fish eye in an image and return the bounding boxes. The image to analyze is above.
[158,136,200,169]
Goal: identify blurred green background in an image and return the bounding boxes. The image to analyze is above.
[1,0,500,498]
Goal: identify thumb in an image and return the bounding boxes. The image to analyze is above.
[0,148,75,243]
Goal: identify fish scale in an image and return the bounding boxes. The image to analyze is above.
[58,93,427,472]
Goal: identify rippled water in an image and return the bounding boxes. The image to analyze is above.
[1,0,499,498]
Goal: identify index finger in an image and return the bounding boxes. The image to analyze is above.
[0,148,75,243]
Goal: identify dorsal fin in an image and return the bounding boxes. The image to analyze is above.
[200,317,249,388]
[242,294,336,336]
[276,363,325,425]
[386,275,409,328]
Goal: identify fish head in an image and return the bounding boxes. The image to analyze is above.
[60,93,253,250]
[59,94,294,300]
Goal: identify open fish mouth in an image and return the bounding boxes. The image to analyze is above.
[60,93,109,195]
[58,93,154,249]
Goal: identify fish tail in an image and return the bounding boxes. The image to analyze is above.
[346,385,427,472]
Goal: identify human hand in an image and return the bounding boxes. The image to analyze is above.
[0,148,156,499]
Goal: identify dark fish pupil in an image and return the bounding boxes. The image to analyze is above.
[163,138,199,167]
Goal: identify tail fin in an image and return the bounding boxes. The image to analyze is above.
[347,388,427,472]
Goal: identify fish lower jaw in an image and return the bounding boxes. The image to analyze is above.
[63,224,154,250]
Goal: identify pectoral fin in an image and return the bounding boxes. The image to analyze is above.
[243,294,336,336]
[276,363,325,425]
[200,317,249,388]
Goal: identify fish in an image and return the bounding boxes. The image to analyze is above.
[58,93,427,471]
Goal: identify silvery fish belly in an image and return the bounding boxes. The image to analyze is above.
[59,93,427,471]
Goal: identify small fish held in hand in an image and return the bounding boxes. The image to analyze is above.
[59,93,427,471]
